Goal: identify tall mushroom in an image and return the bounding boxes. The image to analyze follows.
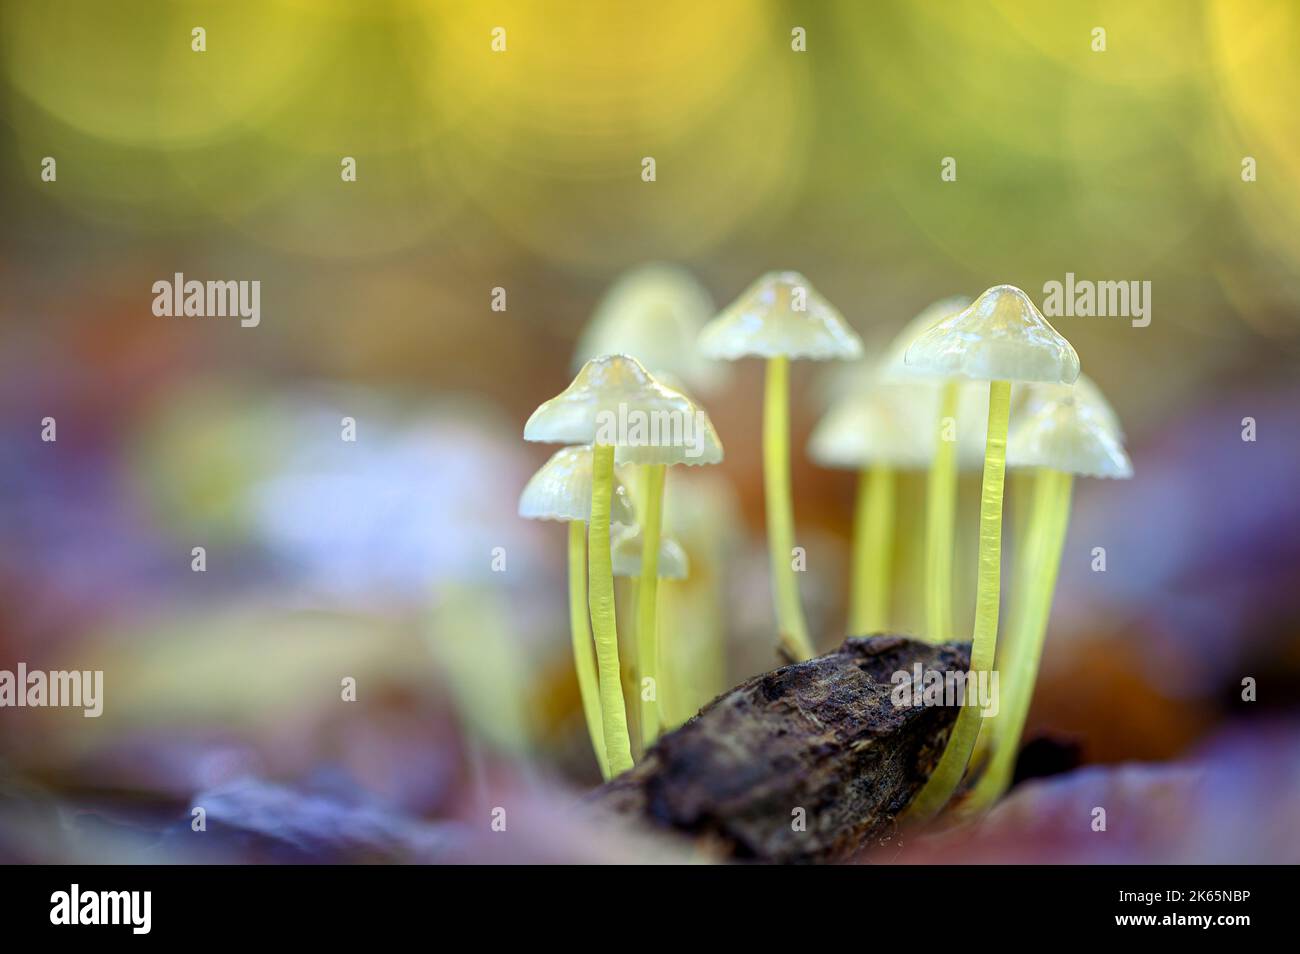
[902,285,1079,819]
[518,445,637,779]
[966,386,1131,811]
[525,354,720,773]
[571,266,731,745]
[699,271,863,660]
[880,296,973,641]
[809,380,935,635]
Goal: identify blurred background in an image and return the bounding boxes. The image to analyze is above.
[1,0,1297,862]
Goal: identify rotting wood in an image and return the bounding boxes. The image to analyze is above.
[590,635,970,863]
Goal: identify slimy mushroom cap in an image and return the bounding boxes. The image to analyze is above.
[524,354,723,465]
[904,284,1080,384]
[518,445,638,524]
[1016,374,1124,441]
[698,271,863,361]
[1007,396,1133,478]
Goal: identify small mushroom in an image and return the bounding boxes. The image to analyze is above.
[525,354,721,773]
[571,272,732,744]
[881,296,973,642]
[572,264,725,395]
[611,525,690,580]
[809,381,936,635]
[966,390,1132,812]
[517,445,638,778]
[1007,392,1132,480]
[518,444,637,526]
[1006,375,1121,562]
[699,271,863,660]
[613,377,721,748]
[1013,372,1124,440]
[903,284,1079,820]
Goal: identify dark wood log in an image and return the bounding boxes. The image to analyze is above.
[590,635,970,863]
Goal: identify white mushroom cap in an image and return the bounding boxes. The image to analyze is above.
[573,264,726,394]
[698,271,864,361]
[809,377,994,471]
[1007,396,1133,478]
[880,295,973,379]
[524,354,724,466]
[518,445,637,525]
[904,284,1080,384]
[610,525,690,579]
[1015,374,1123,441]
[808,381,939,470]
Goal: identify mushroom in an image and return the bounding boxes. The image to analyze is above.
[1013,372,1124,439]
[967,388,1132,812]
[617,386,722,749]
[880,296,973,641]
[809,380,936,635]
[611,525,690,580]
[902,284,1079,820]
[524,354,721,773]
[1006,374,1120,562]
[699,271,863,660]
[517,445,637,778]
[572,263,725,396]
[571,269,729,747]
[612,523,691,748]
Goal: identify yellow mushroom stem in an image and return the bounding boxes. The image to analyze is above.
[568,520,610,780]
[588,443,634,775]
[924,379,960,642]
[635,463,667,748]
[971,465,1038,771]
[764,355,814,661]
[968,467,1073,810]
[849,462,895,635]
[906,378,1011,820]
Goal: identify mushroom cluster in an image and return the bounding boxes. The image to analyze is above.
[524,354,721,774]
[518,272,1131,819]
[902,285,1082,819]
